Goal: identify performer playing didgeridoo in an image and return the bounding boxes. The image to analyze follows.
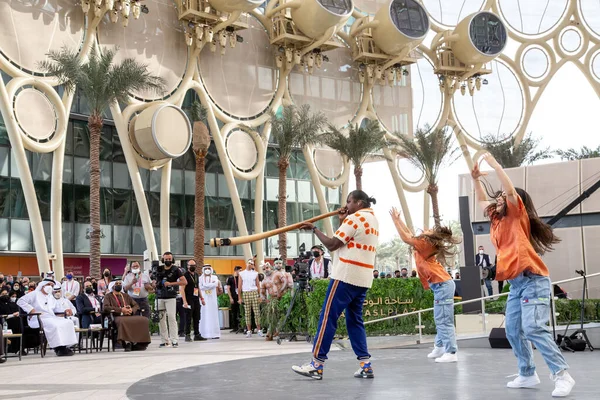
[389,207,461,363]
[472,153,575,397]
[292,190,379,380]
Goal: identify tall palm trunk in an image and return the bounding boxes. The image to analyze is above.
[88,113,103,279]
[427,183,441,228]
[354,165,363,190]
[194,154,206,265]
[277,158,289,262]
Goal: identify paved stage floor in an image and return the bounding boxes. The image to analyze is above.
[127,346,597,400]
[1,332,597,399]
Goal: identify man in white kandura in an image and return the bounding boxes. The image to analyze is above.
[52,283,79,329]
[199,265,222,339]
[17,278,78,357]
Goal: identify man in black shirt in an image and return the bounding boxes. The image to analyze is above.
[155,252,187,348]
[226,266,242,333]
[183,259,206,342]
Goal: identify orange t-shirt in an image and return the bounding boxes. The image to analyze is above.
[413,238,451,290]
[490,196,549,281]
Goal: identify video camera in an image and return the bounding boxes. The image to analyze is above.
[294,244,312,290]
[150,260,178,298]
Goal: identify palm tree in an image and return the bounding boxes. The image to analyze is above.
[392,126,459,227]
[270,104,327,261]
[190,100,211,265]
[323,119,388,190]
[556,145,600,161]
[480,132,551,168]
[39,46,165,278]
[376,237,410,270]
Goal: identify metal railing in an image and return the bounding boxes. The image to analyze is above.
[364,272,600,344]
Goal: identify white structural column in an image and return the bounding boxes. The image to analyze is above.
[303,146,334,237]
[50,137,66,278]
[160,161,172,254]
[110,103,159,260]
[192,83,253,261]
[0,77,50,273]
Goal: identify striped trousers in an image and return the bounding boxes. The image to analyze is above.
[312,279,370,362]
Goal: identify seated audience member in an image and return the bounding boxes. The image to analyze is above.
[0,289,22,353]
[17,278,78,356]
[52,284,79,328]
[102,279,151,351]
[76,281,102,328]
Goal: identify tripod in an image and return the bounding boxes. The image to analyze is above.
[276,282,311,345]
[555,270,594,352]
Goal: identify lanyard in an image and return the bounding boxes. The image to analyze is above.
[115,293,124,308]
[88,294,98,308]
[312,259,323,276]
[190,273,197,286]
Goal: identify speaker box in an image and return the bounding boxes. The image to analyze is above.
[489,327,512,349]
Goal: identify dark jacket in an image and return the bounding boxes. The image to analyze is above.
[76,293,102,328]
[475,253,492,267]
[309,257,330,279]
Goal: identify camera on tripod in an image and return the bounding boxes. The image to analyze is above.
[150,260,177,298]
[294,244,311,290]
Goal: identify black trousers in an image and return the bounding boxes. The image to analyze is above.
[176,297,187,335]
[184,296,201,336]
[498,280,505,294]
[230,299,240,331]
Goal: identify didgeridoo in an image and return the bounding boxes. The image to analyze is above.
[210,209,342,247]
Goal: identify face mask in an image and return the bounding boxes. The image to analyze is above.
[104,272,110,277]
[188,266,196,272]
[13,286,20,291]
[265,269,272,276]
[203,269,211,275]
[53,292,62,299]
[479,250,484,255]
[312,251,321,258]
[164,260,173,267]
[66,274,73,280]
[131,268,140,274]
[85,287,94,294]
[42,285,53,295]
[113,285,122,292]
[401,272,408,277]
[29,286,35,291]
[10,297,17,303]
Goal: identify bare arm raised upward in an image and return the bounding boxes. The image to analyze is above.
[481,153,518,206]
[389,207,418,247]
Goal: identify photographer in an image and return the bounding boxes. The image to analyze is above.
[292,190,378,380]
[154,252,187,348]
[309,245,329,280]
[123,261,153,319]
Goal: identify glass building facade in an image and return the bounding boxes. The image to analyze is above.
[0,91,340,260]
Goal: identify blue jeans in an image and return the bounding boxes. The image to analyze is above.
[484,279,493,296]
[431,280,457,353]
[312,280,370,362]
[506,272,569,376]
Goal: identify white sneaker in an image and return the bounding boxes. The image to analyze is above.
[551,370,575,397]
[435,353,458,363]
[427,346,445,359]
[245,331,252,338]
[257,330,264,337]
[506,372,540,388]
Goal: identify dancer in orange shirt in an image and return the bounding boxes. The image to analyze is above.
[472,153,574,397]
[390,207,461,363]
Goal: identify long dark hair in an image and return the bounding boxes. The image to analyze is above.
[483,184,560,254]
[348,190,376,208]
[416,226,462,262]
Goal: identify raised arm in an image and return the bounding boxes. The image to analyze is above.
[482,153,518,205]
[389,207,418,247]
[471,162,493,212]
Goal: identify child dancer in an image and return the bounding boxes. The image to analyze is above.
[390,207,460,363]
[472,153,574,397]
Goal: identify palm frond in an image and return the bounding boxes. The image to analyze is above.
[38,46,166,115]
[390,125,459,185]
[556,145,600,161]
[323,119,388,167]
[270,104,327,161]
[480,132,552,168]
[190,100,207,123]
